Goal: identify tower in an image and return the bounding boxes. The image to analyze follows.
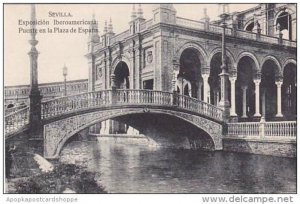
[152,4,177,24]
[129,4,146,34]
[87,13,100,53]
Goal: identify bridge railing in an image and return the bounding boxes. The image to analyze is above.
[227,121,296,139]
[5,105,27,116]
[115,89,172,106]
[5,107,29,136]
[176,94,223,120]
[41,90,111,119]
[41,89,223,121]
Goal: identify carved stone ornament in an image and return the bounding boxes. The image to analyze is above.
[147,51,153,63]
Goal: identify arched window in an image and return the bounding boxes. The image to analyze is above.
[275,11,292,40]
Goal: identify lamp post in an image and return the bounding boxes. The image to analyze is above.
[28,4,42,140]
[218,4,230,121]
[63,64,68,96]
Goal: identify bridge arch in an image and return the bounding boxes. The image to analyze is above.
[43,108,223,159]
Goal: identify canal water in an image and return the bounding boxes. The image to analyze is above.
[60,137,296,193]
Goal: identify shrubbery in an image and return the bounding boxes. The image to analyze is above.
[14,163,107,193]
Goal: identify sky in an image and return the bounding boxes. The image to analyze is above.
[4,3,256,86]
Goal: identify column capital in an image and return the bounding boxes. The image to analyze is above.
[275,81,283,87]
[241,85,248,90]
[202,66,210,75]
[253,79,261,85]
[229,76,237,82]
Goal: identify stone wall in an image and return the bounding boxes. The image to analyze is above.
[223,137,296,158]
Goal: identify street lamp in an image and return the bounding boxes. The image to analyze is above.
[218,4,230,118]
[63,64,68,96]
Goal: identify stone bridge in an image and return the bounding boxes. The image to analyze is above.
[5,89,224,159]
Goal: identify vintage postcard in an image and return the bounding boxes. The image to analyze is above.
[2,2,297,201]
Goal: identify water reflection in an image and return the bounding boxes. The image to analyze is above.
[60,137,296,193]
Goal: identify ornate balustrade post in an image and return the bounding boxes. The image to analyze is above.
[259,120,265,138]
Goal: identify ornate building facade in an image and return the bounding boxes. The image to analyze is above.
[87,3,296,126]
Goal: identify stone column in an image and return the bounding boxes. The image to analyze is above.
[241,86,248,118]
[229,77,237,116]
[198,81,202,100]
[202,74,210,103]
[275,81,283,117]
[253,79,261,117]
[172,70,179,91]
[260,88,266,122]
[28,4,43,142]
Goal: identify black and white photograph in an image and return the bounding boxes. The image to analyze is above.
[2,1,298,200]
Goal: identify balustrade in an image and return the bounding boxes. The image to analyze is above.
[40,89,223,121]
[176,17,205,30]
[227,121,296,139]
[140,19,153,31]
[260,34,279,44]
[7,88,296,140]
[5,107,29,136]
[235,30,256,40]
[227,122,260,137]
[282,39,297,47]
[265,121,296,138]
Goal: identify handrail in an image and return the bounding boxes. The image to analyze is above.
[227,121,297,138]
[40,89,223,121]
[5,107,30,136]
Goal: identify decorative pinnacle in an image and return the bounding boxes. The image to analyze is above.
[108,17,113,33]
[137,4,143,18]
[104,20,108,33]
[131,4,137,20]
[30,4,37,42]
